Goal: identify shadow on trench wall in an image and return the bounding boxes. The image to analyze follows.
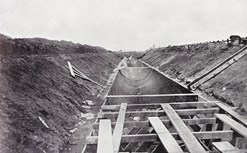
[107,59,197,104]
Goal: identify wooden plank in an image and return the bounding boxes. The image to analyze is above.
[192,59,235,89]
[93,118,217,129]
[101,101,218,111]
[97,119,113,153]
[188,46,247,89]
[86,130,233,144]
[148,117,183,153]
[215,114,247,138]
[106,93,199,98]
[67,61,106,88]
[100,108,219,118]
[161,104,207,153]
[175,108,219,116]
[216,103,247,127]
[113,103,127,153]
[67,61,75,77]
[212,142,240,153]
[234,47,247,61]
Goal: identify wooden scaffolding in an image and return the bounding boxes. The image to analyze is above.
[85,97,247,153]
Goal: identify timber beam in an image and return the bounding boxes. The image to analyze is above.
[101,101,218,111]
[86,130,233,144]
[106,93,200,98]
[93,118,217,130]
[99,108,219,119]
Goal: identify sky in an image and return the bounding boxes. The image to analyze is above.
[0,0,247,51]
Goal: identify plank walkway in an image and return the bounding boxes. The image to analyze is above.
[97,120,113,153]
[148,117,183,153]
[161,104,207,153]
[113,103,127,153]
[87,101,247,153]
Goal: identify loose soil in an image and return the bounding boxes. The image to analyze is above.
[141,41,247,114]
[0,34,121,153]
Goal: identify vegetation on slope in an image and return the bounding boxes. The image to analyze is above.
[0,34,120,153]
[141,41,247,113]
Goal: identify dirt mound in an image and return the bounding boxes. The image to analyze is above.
[141,41,247,113]
[0,34,120,153]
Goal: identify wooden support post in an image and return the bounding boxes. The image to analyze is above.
[148,117,183,153]
[97,119,113,153]
[161,104,207,153]
[113,103,127,153]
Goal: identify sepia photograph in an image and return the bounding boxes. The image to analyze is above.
[0,0,247,153]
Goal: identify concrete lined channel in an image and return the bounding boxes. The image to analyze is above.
[83,56,247,153]
[107,59,197,104]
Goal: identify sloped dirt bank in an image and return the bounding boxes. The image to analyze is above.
[0,34,121,153]
[141,41,247,113]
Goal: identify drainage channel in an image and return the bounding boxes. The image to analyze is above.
[83,58,247,153]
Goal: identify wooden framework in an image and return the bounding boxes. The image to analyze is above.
[83,60,247,153]
[85,98,247,153]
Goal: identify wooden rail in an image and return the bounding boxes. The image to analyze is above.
[188,46,247,90]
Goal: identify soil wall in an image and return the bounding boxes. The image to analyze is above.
[0,34,121,153]
[141,41,247,113]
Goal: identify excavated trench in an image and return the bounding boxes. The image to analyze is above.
[2,34,247,153]
[107,58,197,105]
[84,56,247,153]
[83,57,201,153]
